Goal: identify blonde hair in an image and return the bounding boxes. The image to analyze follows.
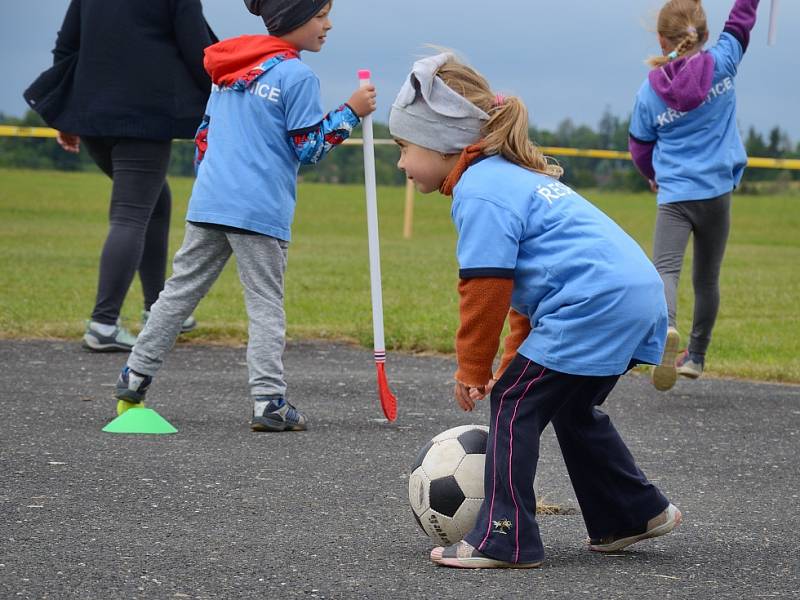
[434,58,563,179]
[648,0,708,68]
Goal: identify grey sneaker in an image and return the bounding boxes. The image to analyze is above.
[430,540,542,569]
[588,503,682,552]
[142,310,196,334]
[677,350,704,379]
[82,321,137,352]
[251,398,307,432]
[652,327,680,391]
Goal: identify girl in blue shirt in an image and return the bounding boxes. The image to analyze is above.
[629,0,761,389]
[390,53,680,569]
[111,0,376,432]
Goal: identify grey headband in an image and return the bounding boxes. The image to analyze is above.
[244,0,328,36]
[389,53,489,154]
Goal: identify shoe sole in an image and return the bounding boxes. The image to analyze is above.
[250,419,307,432]
[652,329,680,391]
[82,339,133,353]
[430,547,541,569]
[589,505,682,553]
[677,367,702,379]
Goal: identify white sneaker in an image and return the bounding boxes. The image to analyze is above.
[652,327,680,391]
[589,504,682,552]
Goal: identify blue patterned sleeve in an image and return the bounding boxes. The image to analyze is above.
[289,104,360,165]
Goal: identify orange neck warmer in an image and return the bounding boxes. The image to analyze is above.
[439,142,486,197]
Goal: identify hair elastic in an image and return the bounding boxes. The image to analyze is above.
[687,26,697,34]
[493,94,506,107]
[667,50,680,61]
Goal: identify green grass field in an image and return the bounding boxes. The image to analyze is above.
[1,168,798,382]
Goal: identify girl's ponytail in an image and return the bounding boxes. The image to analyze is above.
[435,59,563,178]
[647,0,708,68]
[483,96,563,179]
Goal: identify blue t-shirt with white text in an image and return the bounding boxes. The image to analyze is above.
[629,33,747,204]
[453,156,667,376]
[186,58,324,241]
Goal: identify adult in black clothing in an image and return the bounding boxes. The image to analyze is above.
[26,0,217,351]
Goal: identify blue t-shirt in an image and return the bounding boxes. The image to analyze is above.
[629,33,747,204]
[452,156,667,376]
[186,58,324,241]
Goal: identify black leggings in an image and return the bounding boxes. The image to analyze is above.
[83,137,172,325]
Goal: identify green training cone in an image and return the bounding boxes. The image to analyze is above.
[102,407,178,435]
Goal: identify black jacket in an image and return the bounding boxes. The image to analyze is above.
[26,0,217,140]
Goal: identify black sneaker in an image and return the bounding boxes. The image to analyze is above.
[251,397,307,432]
[115,366,152,404]
[114,366,153,416]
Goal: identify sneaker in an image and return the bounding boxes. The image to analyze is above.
[114,366,153,404]
[677,350,704,379]
[83,321,137,352]
[430,540,542,569]
[588,503,682,552]
[251,397,307,432]
[652,327,680,391]
[142,310,197,334]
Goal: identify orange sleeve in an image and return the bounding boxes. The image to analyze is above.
[454,277,514,387]
[494,309,532,380]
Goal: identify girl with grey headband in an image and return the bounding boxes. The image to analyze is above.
[391,53,679,569]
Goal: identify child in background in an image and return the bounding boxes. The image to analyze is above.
[390,53,680,569]
[629,0,761,391]
[111,0,376,431]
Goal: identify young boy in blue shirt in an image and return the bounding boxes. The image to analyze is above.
[112,0,376,431]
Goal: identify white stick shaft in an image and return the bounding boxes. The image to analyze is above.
[360,77,385,352]
[768,0,779,46]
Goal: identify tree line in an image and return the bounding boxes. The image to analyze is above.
[1,109,797,192]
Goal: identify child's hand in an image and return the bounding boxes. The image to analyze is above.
[348,84,377,117]
[649,179,659,193]
[469,378,496,401]
[454,382,476,412]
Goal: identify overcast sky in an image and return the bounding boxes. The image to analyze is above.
[2,0,797,140]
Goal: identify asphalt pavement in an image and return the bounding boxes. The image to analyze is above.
[1,340,798,599]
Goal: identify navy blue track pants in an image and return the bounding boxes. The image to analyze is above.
[463,355,669,564]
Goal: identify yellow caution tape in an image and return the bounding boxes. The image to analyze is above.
[1,126,798,169]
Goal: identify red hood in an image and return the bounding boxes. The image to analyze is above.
[203,35,299,87]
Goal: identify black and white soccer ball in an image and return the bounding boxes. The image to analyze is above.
[408,425,488,546]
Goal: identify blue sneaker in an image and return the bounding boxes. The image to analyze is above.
[251,397,307,432]
[115,366,152,404]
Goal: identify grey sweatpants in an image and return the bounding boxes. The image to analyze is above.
[128,222,289,398]
[652,192,731,356]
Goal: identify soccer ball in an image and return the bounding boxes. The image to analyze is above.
[408,425,488,546]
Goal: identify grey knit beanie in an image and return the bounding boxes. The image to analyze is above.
[389,53,489,154]
[244,0,329,36]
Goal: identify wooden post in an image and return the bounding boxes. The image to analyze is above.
[403,177,414,239]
